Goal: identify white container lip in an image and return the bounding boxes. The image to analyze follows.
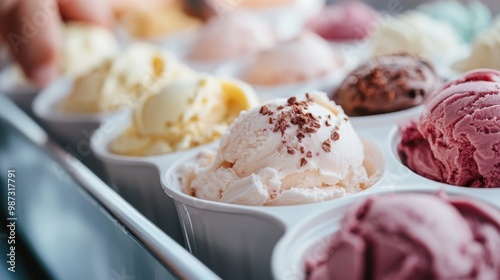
[216,55,346,101]
[32,76,128,124]
[91,77,259,169]
[271,186,500,280]
[388,124,500,191]
[0,64,38,96]
[161,137,386,228]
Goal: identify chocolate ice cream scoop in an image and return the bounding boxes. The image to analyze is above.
[331,53,441,116]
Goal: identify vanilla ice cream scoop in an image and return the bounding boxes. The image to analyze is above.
[61,22,119,76]
[371,13,462,57]
[109,75,258,156]
[59,43,195,113]
[181,92,371,206]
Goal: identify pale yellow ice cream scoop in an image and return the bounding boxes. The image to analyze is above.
[59,43,195,113]
[109,75,259,156]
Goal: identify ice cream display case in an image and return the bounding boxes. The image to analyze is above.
[1,0,500,279]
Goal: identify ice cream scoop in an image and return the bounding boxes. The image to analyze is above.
[187,12,276,61]
[398,69,500,188]
[109,75,258,156]
[61,22,119,76]
[307,192,500,280]
[332,53,441,116]
[454,19,500,72]
[242,32,343,85]
[119,3,202,38]
[180,92,372,206]
[306,1,380,41]
[417,0,491,42]
[371,12,461,57]
[59,43,195,113]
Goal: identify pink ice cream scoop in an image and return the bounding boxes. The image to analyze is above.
[307,192,500,280]
[398,69,500,188]
[306,1,380,41]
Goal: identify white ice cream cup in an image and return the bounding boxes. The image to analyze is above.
[91,111,216,245]
[271,186,500,280]
[0,65,39,115]
[216,56,346,102]
[32,77,128,179]
[161,138,386,280]
[91,77,258,245]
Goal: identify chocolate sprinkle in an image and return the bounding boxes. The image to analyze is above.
[269,117,273,124]
[259,105,269,115]
[306,151,313,158]
[331,131,340,141]
[322,140,331,153]
[287,147,295,155]
[300,146,305,154]
[287,97,297,105]
[325,120,331,127]
[300,158,308,167]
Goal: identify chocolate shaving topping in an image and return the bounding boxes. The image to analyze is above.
[300,158,308,167]
[287,97,297,105]
[331,131,340,141]
[277,105,284,110]
[269,117,273,124]
[306,151,313,158]
[287,147,295,155]
[259,105,269,115]
[300,146,305,154]
[322,140,331,153]
[325,120,331,127]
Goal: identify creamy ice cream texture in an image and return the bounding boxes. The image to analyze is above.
[110,75,258,156]
[307,192,500,280]
[59,43,195,113]
[306,1,380,41]
[332,53,441,116]
[61,22,119,76]
[180,93,372,206]
[119,3,202,38]
[371,12,462,57]
[455,19,500,72]
[398,69,500,188]
[188,12,276,61]
[242,32,343,85]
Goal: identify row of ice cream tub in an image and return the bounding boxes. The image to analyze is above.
[4,0,500,108]
[29,55,500,279]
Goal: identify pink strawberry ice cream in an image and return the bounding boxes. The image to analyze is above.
[306,1,380,41]
[307,192,500,280]
[398,69,500,188]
